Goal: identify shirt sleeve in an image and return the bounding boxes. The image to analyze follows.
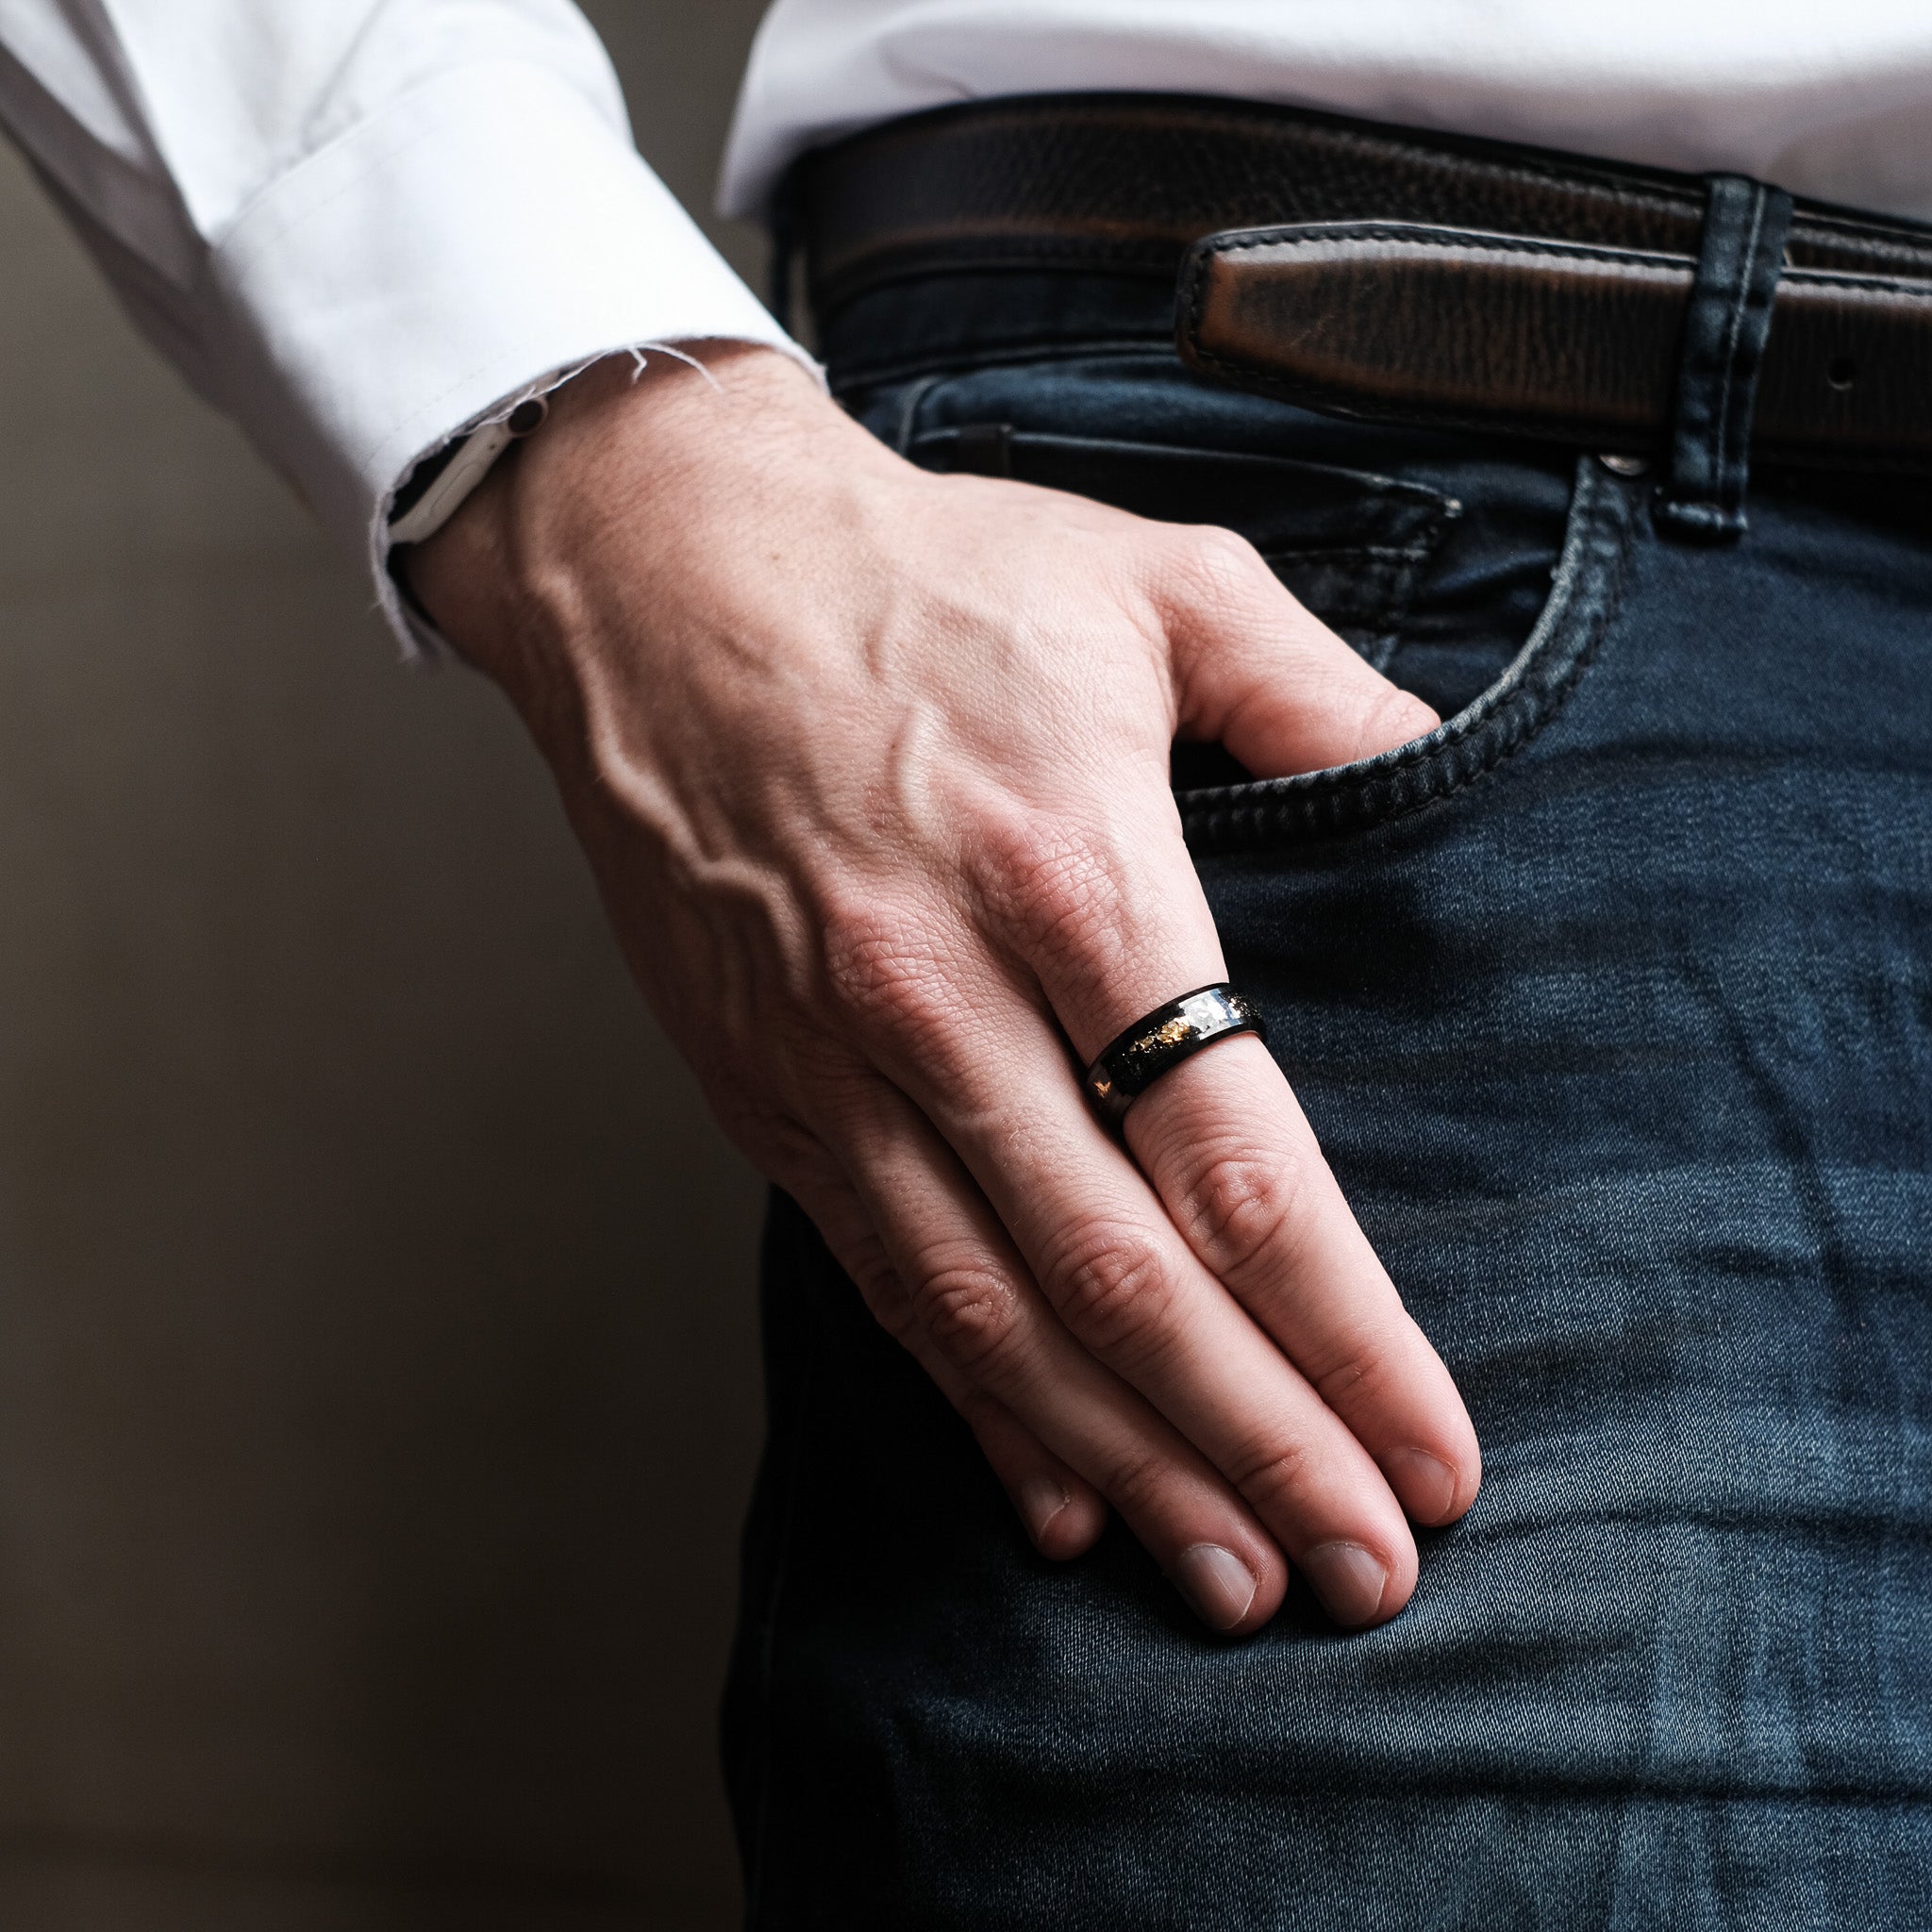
[0,0,814,649]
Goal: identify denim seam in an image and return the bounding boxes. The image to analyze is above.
[890,371,947,456]
[1178,457,1641,852]
[908,425,1455,522]
[816,241,1180,321]
[831,333,1174,399]
[1258,543,1446,562]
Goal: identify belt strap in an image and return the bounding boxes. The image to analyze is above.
[803,94,1932,476]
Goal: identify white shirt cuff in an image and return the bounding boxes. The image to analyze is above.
[201,56,818,653]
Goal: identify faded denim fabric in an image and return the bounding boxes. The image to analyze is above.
[723,266,1932,1930]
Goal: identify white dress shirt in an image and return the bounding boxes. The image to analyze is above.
[1,2,1929,647]
[0,0,807,646]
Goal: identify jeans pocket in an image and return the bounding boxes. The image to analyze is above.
[908,423,1460,675]
[1177,455,1645,854]
[881,355,1641,844]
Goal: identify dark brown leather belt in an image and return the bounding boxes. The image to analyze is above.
[798,93,1932,479]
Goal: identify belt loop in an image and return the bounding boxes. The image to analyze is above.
[1655,173,1794,541]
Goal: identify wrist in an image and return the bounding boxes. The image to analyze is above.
[402,341,843,686]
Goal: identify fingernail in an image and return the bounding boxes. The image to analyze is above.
[1301,1541,1390,1626]
[1172,1542,1258,1631]
[1017,1475,1070,1545]
[1383,1447,1460,1524]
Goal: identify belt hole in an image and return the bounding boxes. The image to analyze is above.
[1826,357,1857,391]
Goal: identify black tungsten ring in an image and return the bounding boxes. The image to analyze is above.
[1083,984,1269,1125]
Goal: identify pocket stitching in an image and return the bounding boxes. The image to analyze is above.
[1179,458,1643,853]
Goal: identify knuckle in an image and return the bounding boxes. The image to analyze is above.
[827,1226,920,1341]
[975,813,1144,986]
[982,816,1120,935]
[1174,1141,1310,1285]
[1170,524,1270,603]
[819,900,956,1047]
[1224,1434,1322,1521]
[1045,1221,1179,1356]
[1312,1328,1404,1414]
[714,1095,804,1168]
[1094,1441,1172,1520]
[854,1265,918,1342]
[915,1252,1025,1374]
[972,792,1200,1003]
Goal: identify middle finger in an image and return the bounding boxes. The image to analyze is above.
[850,969,1422,1626]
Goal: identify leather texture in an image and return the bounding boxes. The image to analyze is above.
[1180,224,1932,467]
[802,93,1932,472]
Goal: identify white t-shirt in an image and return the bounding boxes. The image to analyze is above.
[0,1,1925,640]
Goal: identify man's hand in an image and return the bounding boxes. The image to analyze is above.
[408,345,1481,1633]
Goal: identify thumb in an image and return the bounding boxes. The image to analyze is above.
[1160,525,1440,779]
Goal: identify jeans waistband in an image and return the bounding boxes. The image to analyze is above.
[797,92,1932,513]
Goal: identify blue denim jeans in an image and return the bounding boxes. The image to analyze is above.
[723,265,1932,1928]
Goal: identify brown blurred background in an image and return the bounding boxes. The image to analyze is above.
[0,4,776,1925]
